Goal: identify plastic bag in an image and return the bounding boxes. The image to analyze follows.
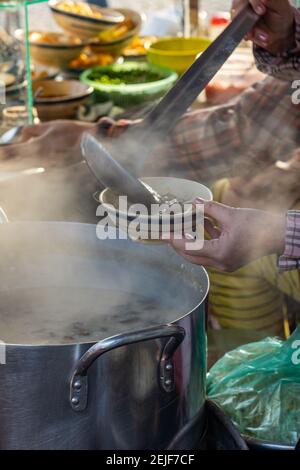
[207,327,300,445]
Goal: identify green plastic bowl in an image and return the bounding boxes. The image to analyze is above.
[80,62,178,107]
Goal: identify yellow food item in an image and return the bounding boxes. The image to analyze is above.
[57,1,103,19]
[123,36,157,57]
[96,18,133,43]
[29,31,82,46]
[69,48,114,69]
[31,70,49,80]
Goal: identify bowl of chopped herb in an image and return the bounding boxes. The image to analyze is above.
[80,61,178,107]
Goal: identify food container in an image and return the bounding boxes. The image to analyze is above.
[98,176,213,242]
[1,106,39,137]
[49,0,125,39]
[147,37,211,75]
[88,8,142,58]
[0,220,209,449]
[0,0,34,126]
[15,29,88,69]
[32,79,93,120]
[80,62,178,108]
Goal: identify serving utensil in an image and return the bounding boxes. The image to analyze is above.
[85,6,258,205]
[82,5,259,189]
[81,133,161,206]
[0,126,23,146]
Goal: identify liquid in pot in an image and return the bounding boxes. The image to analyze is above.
[0,286,181,345]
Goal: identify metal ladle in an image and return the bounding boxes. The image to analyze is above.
[0,126,23,145]
[81,133,161,207]
[81,5,258,209]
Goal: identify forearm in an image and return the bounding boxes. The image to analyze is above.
[97,105,246,183]
[254,7,300,81]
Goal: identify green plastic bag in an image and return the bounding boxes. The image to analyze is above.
[207,327,300,445]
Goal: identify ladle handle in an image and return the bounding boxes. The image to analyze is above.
[69,324,185,411]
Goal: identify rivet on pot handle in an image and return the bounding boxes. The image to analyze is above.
[69,324,185,412]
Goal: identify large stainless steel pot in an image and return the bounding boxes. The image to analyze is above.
[0,221,209,450]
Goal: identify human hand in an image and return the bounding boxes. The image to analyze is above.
[0,120,97,169]
[97,117,142,139]
[231,0,295,54]
[171,200,286,272]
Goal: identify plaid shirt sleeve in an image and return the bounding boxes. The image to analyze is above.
[278,211,300,271]
[254,7,300,81]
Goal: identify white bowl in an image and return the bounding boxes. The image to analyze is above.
[99,177,213,243]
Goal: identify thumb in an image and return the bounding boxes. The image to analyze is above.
[20,123,49,141]
[195,199,232,227]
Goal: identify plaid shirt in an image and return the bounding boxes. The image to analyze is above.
[254,6,300,271]
[254,6,300,82]
[145,77,300,186]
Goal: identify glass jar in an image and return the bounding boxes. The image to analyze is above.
[181,0,208,37]
[0,0,35,134]
[1,105,39,135]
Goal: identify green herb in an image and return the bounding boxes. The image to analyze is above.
[87,68,165,86]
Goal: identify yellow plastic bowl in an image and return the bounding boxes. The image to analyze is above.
[147,37,211,75]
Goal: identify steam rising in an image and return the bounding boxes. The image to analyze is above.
[0,72,298,344]
[108,76,300,212]
[0,222,205,344]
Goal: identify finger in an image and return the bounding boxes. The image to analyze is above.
[173,248,223,269]
[97,117,117,138]
[171,236,221,260]
[20,123,49,141]
[20,124,62,149]
[170,237,191,252]
[0,140,39,161]
[204,217,221,239]
[195,199,233,227]
[251,24,270,47]
[248,0,267,15]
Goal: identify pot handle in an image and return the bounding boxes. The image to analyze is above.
[69,324,185,411]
